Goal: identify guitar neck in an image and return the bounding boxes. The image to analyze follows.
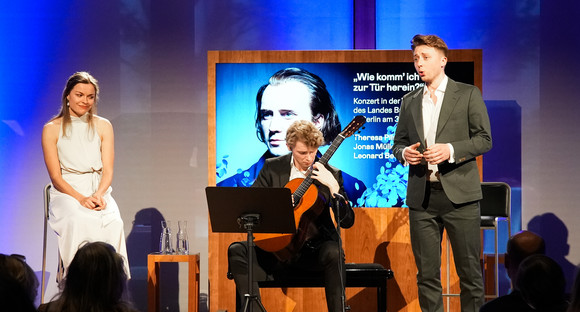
[318,134,345,165]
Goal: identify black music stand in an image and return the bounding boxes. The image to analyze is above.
[206,186,296,312]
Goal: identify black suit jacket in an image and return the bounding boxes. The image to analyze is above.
[252,153,354,242]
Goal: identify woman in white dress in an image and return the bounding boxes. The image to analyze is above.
[41,72,129,276]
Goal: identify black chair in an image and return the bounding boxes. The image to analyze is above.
[229,262,393,311]
[479,182,511,298]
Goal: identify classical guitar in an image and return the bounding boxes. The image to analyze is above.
[254,115,366,258]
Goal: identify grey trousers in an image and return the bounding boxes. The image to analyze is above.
[409,184,484,312]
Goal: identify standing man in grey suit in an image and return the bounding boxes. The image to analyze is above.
[392,34,492,312]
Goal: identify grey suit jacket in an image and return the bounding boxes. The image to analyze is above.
[392,78,492,208]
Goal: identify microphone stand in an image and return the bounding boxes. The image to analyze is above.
[333,193,351,311]
[238,214,267,312]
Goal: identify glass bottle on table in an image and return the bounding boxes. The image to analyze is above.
[176,220,189,255]
[160,220,174,254]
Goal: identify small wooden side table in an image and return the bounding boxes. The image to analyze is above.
[147,253,200,312]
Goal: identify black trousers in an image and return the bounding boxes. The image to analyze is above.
[228,239,346,312]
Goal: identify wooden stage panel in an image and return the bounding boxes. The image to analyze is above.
[209,208,426,312]
[207,50,482,311]
[208,207,468,312]
[343,207,420,312]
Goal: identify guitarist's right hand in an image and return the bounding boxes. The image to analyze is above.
[311,162,340,195]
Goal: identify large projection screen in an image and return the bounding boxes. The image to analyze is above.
[208,50,482,208]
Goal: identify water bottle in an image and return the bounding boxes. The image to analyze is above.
[176,220,189,255]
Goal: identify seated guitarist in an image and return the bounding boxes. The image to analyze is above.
[228,120,355,312]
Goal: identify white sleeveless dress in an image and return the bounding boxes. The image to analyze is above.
[48,114,130,276]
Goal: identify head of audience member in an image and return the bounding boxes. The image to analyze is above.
[57,241,133,311]
[569,268,580,312]
[0,253,39,311]
[505,230,546,282]
[515,254,568,312]
[255,67,341,156]
[0,253,39,302]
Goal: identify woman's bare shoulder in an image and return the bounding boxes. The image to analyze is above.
[94,115,113,137]
[94,115,112,126]
[43,117,62,132]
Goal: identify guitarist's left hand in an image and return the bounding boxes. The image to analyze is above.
[311,162,340,195]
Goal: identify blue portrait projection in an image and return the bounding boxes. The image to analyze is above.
[212,52,477,207]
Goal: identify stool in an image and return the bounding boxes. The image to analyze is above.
[148,253,200,312]
[41,183,64,303]
[232,263,393,312]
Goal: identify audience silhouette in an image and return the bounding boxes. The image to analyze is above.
[515,254,568,312]
[0,253,38,312]
[568,267,580,312]
[38,241,137,312]
[480,230,545,312]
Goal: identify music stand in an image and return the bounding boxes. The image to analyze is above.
[206,186,296,312]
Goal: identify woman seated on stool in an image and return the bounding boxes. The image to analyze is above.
[41,71,129,276]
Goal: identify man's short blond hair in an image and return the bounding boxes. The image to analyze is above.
[286,120,324,149]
